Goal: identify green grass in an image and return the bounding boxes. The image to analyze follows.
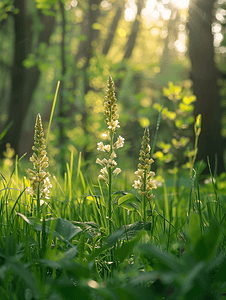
[1,151,226,299]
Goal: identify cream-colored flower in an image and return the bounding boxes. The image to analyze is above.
[113,135,125,150]
[107,119,120,131]
[110,151,117,160]
[97,142,105,151]
[104,145,111,152]
[96,158,104,166]
[98,174,108,183]
[113,167,121,176]
[133,179,141,189]
[102,131,111,141]
[100,167,108,176]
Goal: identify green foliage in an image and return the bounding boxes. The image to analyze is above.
[36,0,58,15]
[0,0,19,22]
[1,86,226,299]
[153,81,197,174]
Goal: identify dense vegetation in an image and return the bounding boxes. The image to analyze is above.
[0,75,226,299]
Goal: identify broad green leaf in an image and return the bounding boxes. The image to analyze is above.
[118,193,141,212]
[115,230,145,262]
[55,218,82,241]
[181,261,206,296]
[7,262,39,298]
[194,218,221,261]
[118,193,140,206]
[120,202,140,212]
[64,247,78,259]
[188,213,201,249]
[17,214,82,242]
[107,226,125,246]
[138,244,182,272]
[88,222,148,262]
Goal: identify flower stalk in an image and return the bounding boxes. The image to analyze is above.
[190,114,202,177]
[133,127,157,223]
[96,75,124,235]
[27,113,52,218]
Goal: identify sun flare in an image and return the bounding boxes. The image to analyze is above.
[171,0,190,9]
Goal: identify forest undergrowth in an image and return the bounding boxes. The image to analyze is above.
[1,75,226,300]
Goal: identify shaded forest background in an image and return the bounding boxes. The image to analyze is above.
[0,0,226,176]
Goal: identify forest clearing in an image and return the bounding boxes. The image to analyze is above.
[0,0,226,299]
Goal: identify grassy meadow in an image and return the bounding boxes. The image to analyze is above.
[1,76,226,300]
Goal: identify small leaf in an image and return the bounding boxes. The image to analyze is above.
[118,193,141,212]
[118,193,139,206]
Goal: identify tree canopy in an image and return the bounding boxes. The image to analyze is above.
[0,0,225,175]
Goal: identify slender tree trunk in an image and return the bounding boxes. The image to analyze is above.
[73,0,101,162]
[115,0,144,92]
[0,1,55,158]
[58,0,67,174]
[102,5,123,56]
[159,8,178,74]
[123,0,144,60]
[187,0,225,175]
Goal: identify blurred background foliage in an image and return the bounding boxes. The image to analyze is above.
[0,0,226,177]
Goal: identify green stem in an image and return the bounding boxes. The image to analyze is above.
[190,134,199,177]
[108,122,114,235]
[36,184,41,259]
[37,184,40,219]
[142,170,147,223]
[108,168,112,235]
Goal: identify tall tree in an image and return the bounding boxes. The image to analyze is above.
[102,3,123,56]
[115,0,145,92]
[187,0,225,175]
[58,0,67,174]
[73,0,101,161]
[123,0,144,60]
[0,0,55,158]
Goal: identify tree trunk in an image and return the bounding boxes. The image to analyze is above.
[58,0,67,175]
[73,0,101,162]
[123,0,144,60]
[115,0,144,93]
[159,8,178,74]
[0,1,55,158]
[187,0,225,175]
[102,4,123,56]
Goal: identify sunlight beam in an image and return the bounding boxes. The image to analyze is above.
[171,0,189,9]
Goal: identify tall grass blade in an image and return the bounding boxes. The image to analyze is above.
[150,105,163,157]
[46,81,60,145]
[0,121,13,141]
[9,187,27,218]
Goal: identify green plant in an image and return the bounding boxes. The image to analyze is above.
[0,75,226,300]
[27,113,52,218]
[133,127,157,223]
[96,74,124,235]
[153,81,196,173]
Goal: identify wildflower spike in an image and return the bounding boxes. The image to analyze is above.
[96,75,124,184]
[27,113,52,201]
[133,127,157,201]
